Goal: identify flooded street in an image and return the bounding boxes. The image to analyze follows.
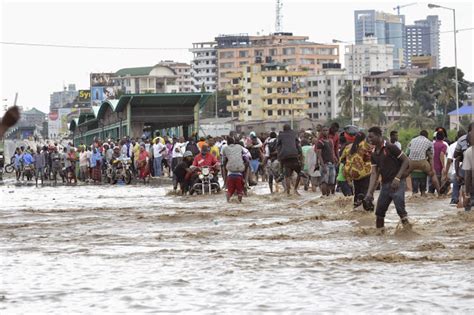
[1,182,473,313]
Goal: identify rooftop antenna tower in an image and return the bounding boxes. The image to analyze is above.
[275,0,283,32]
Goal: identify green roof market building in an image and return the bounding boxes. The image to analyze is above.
[69,93,212,145]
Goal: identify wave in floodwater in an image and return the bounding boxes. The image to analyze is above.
[0,183,473,313]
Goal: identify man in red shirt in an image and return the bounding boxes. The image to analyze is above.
[192,144,220,169]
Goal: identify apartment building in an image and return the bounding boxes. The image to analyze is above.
[226,62,308,131]
[345,36,394,75]
[114,65,179,94]
[216,33,339,90]
[362,68,426,121]
[189,41,218,92]
[305,65,353,122]
[157,61,194,92]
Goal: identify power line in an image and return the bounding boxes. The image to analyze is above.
[0,41,189,50]
[0,28,472,50]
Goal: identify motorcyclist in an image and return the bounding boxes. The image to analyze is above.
[189,144,220,191]
[191,144,219,170]
[22,149,34,181]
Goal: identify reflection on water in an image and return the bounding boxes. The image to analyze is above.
[1,183,473,313]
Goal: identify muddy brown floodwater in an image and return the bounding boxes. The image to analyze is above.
[1,183,473,313]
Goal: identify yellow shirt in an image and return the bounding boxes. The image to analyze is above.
[340,140,373,181]
[210,145,220,160]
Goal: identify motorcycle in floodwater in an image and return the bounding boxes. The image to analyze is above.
[190,166,220,195]
[4,157,15,174]
[23,164,34,181]
[106,156,132,185]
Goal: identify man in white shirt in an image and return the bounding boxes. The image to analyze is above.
[152,141,166,177]
[79,147,90,182]
[462,128,473,211]
[444,130,466,204]
[171,137,186,189]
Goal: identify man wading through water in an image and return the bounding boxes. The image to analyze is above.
[364,126,411,233]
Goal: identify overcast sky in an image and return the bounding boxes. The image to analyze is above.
[1,0,473,114]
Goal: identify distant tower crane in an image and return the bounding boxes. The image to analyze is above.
[393,3,417,15]
[275,0,283,32]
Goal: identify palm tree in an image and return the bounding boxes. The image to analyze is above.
[434,72,456,128]
[386,85,410,115]
[363,103,387,127]
[399,102,435,129]
[337,82,360,118]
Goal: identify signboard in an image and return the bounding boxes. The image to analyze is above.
[58,108,72,135]
[90,73,121,106]
[78,90,91,102]
[48,111,60,139]
[90,73,116,87]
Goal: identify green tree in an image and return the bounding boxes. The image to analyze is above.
[434,72,456,128]
[337,82,360,118]
[362,103,387,127]
[398,102,435,129]
[412,67,468,115]
[200,90,231,119]
[386,85,410,114]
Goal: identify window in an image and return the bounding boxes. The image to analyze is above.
[239,50,249,58]
[283,47,296,55]
[248,111,252,116]
[277,76,282,82]
[247,89,251,94]
[220,51,234,59]
[269,48,277,56]
[268,110,273,116]
[247,100,252,105]
[267,99,273,105]
[312,91,317,97]
[220,62,234,69]
[233,100,239,106]
[301,58,315,65]
[328,91,331,96]
[232,78,239,84]
[233,89,239,95]
[267,88,272,94]
[267,76,272,82]
[283,58,296,65]
[277,99,282,104]
[247,77,251,83]
[300,47,315,55]
[247,66,251,72]
[254,49,264,57]
[277,110,282,115]
[239,61,249,66]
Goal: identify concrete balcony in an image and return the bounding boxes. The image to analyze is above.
[262,92,307,99]
[261,70,307,77]
[263,103,308,111]
[261,81,292,88]
[226,93,245,101]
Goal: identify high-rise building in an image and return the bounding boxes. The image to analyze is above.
[189,42,218,92]
[345,36,394,75]
[216,33,339,90]
[354,10,405,69]
[405,15,440,68]
[49,84,78,111]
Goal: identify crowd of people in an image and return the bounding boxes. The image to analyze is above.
[4,118,474,232]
